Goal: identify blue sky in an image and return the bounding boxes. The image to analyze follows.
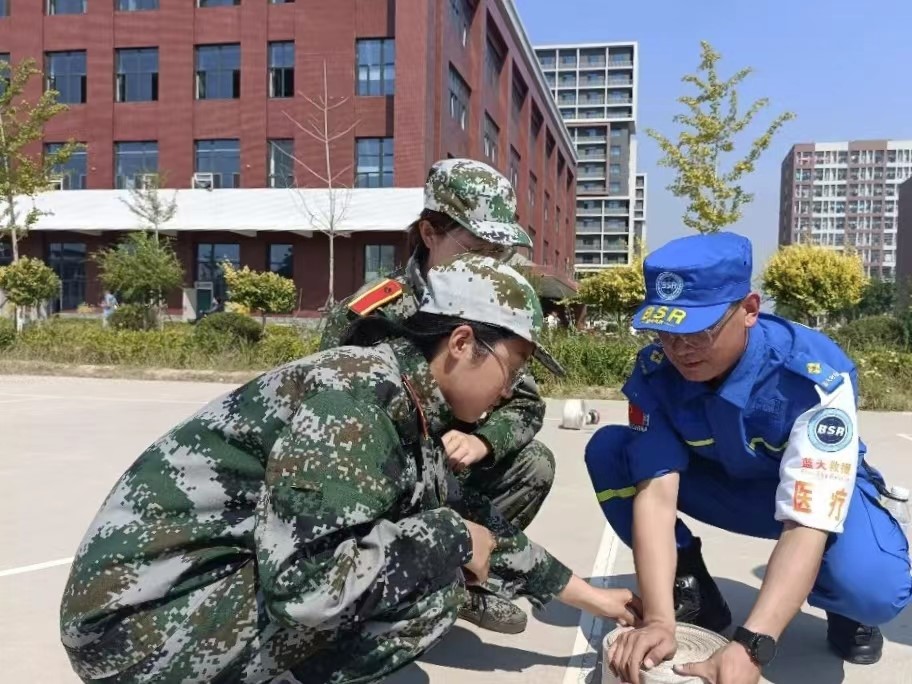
[518,0,912,279]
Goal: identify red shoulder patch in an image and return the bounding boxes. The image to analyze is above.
[348,279,403,316]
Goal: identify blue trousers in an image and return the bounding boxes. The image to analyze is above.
[585,425,912,626]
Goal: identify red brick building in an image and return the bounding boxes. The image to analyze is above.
[0,0,577,315]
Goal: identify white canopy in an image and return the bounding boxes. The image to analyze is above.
[17,187,425,235]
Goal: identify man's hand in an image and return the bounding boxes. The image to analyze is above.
[605,621,677,684]
[443,430,490,472]
[673,642,761,684]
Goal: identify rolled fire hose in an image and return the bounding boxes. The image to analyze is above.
[602,624,729,683]
[560,399,600,430]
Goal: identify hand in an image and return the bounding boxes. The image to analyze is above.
[673,642,761,684]
[462,519,496,586]
[443,431,490,473]
[557,576,643,628]
[605,620,677,684]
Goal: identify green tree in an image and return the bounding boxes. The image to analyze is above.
[0,256,60,327]
[575,259,645,328]
[847,278,897,319]
[761,245,867,326]
[93,232,184,329]
[222,263,297,328]
[647,41,795,233]
[0,58,80,261]
[119,172,177,242]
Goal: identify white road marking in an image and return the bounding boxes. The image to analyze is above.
[898,434,912,442]
[0,397,45,405]
[0,392,208,406]
[0,557,73,578]
[562,522,621,684]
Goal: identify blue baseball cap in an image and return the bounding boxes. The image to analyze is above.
[632,232,752,334]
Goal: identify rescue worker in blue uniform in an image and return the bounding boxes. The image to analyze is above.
[585,232,911,684]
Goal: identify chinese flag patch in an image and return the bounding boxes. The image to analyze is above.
[628,403,649,432]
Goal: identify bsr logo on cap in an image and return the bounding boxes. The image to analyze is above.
[808,409,853,452]
[655,272,685,301]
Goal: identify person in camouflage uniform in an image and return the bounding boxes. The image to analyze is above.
[60,254,641,684]
[320,158,555,633]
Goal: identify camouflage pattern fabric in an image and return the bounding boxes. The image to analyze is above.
[424,158,532,248]
[60,339,571,683]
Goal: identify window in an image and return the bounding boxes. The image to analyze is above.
[270,0,294,3]
[196,44,240,100]
[356,39,395,96]
[511,71,527,121]
[267,139,294,188]
[448,65,470,130]
[610,128,623,138]
[195,139,240,188]
[115,141,158,189]
[610,164,621,175]
[0,54,8,96]
[268,244,293,279]
[0,0,8,16]
[528,173,537,208]
[47,0,86,14]
[198,0,239,6]
[116,48,158,102]
[610,145,622,157]
[268,42,294,98]
[609,181,621,194]
[196,243,240,301]
[355,137,394,188]
[449,0,472,47]
[484,35,505,87]
[48,242,86,312]
[46,142,86,189]
[531,104,543,139]
[483,113,499,163]
[117,0,158,9]
[364,245,397,283]
[46,51,86,104]
[509,147,520,189]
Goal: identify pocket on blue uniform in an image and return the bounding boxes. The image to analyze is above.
[859,482,910,564]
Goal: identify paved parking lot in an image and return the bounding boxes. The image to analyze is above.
[1,375,910,683]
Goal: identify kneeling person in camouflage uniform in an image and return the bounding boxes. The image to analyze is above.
[321,158,556,633]
[60,254,641,684]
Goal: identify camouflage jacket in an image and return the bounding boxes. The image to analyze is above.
[319,257,548,464]
[60,340,571,681]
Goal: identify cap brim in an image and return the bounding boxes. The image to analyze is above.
[533,345,566,378]
[461,219,533,248]
[631,301,731,335]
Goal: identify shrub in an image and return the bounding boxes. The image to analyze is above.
[830,315,907,352]
[533,329,643,389]
[0,257,60,307]
[109,303,157,331]
[257,328,320,366]
[0,317,15,349]
[195,312,264,347]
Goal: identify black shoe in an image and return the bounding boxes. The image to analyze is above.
[826,612,883,665]
[674,537,732,634]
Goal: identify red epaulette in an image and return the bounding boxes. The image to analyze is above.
[348,279,403,316]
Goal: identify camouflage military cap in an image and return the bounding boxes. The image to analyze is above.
[419,254,565,376]
[424,158,533,249]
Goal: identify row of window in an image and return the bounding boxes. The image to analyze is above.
[3,39,393,105]
[0,0,294,17]
[0,241,395,312]
[47,137,394,190]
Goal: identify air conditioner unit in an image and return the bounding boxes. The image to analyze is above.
[192,172,215,190]
[47,176,64,191]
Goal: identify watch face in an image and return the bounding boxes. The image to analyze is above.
[754,635,777,665]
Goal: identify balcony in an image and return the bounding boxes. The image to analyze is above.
[575,240,603,251]
[605,205,628,215]
[577,205,603,216]
[606,110,633,119]
[579,77,606,87]
[575,135,606,144]
[578,184,608,194]
[608,78,633,86]
[575,223,602,234]
[607,59,634,68]
[580,59,607,68]
[607,96,633,104]
[603,240,629,251]
[578,150,607,161]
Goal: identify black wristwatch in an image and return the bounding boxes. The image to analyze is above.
[732,626,777,667]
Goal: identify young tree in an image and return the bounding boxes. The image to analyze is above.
[93,232,184,329]
[118,171,177,243]
[762,244,867,327]
[575,259,645,328]
[0,256,60,328]
[647,41,796,233]
[282,60,358,309]
[0,58,79,261]
[221,263,297,328]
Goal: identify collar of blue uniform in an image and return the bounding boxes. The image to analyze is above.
[678,323,768,408]
[387,338,455,437]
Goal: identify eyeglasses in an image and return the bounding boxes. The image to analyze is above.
[656,302,741,351]
[477,338,526,393]
[448,231,515,262]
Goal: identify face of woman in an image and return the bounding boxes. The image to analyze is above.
[430,327,532,423]
[420,222,514,270]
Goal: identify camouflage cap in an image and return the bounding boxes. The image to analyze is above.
[418,254,565,377]
[424,158,533,249]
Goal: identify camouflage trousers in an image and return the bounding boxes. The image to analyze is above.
[460,439,556,531]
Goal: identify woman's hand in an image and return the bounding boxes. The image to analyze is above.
[557,574,643,627]
[462,519,496,585]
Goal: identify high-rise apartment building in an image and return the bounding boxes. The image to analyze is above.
[534,42,643,271]
[895,177,912,309]
[0,0,577,313]
[779,140,912,281]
